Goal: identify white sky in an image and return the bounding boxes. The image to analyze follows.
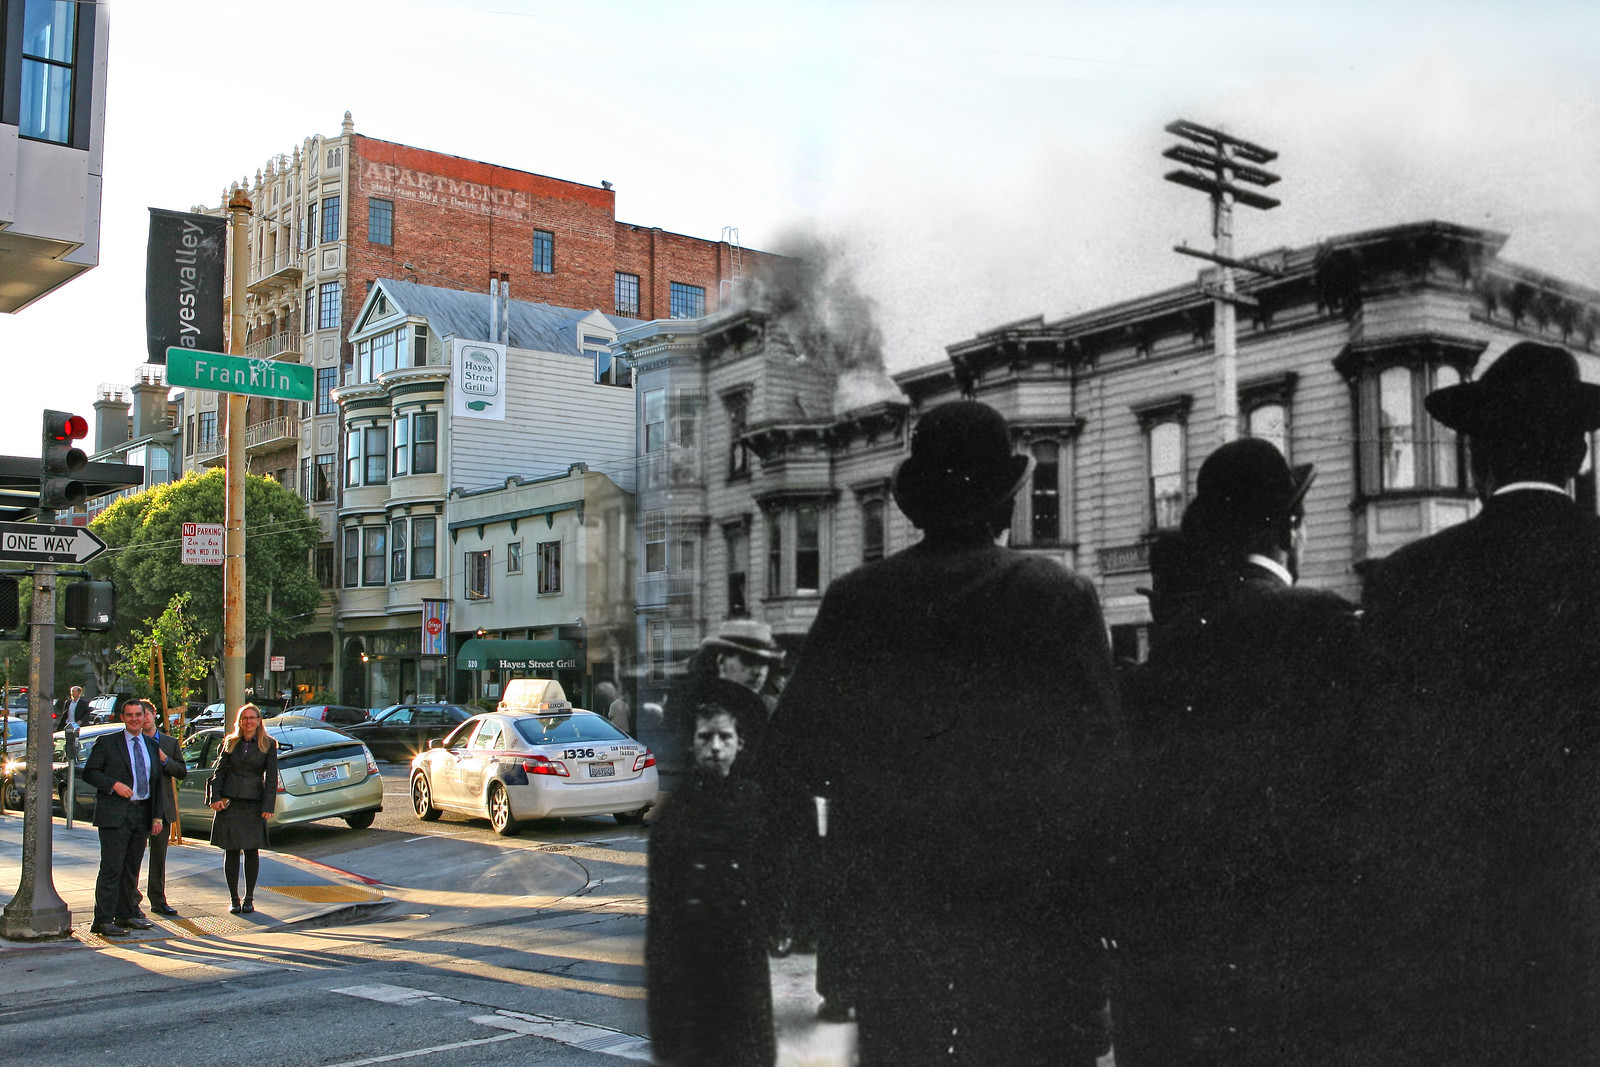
[3,0,1600,457]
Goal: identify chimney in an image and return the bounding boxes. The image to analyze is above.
[130,365,170,440]
[93,386,130,454]
[488,272,500,344]
[498,272,510,345]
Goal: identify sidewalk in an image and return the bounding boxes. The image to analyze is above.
[0,809,389,952]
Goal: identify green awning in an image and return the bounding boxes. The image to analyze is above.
[457,639,584,672]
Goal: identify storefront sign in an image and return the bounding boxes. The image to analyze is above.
[453,339,506,421]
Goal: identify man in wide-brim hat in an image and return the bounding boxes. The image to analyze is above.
[1357,340,1600,1063]
[699,618,785,696]
[758,399,1125,1065]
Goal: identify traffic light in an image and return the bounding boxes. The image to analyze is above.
[64,581,114,632]
[40,409,89,510]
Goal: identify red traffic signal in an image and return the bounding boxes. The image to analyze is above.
[46,412,89,442]
[40,408,89,510]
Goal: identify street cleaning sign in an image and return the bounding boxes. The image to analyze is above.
[167,347,314,402]
[182,522,224,565]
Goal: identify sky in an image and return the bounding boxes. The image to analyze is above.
[4,0,1600,457]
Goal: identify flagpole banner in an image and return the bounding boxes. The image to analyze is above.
[146,208,227,365]
[422,598,450,657]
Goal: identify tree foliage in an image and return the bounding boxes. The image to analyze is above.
[112,591,212,722]
[89,469,321,687]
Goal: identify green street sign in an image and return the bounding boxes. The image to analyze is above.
[166,346,314,402]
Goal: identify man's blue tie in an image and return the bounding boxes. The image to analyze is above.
[132,736,148,801]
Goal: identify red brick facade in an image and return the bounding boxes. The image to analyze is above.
[345,136,780,329]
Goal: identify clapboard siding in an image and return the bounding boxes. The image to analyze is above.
[448,344,636,494]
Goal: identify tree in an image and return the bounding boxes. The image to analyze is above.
[89,468,321,691]
[111,591,212,729]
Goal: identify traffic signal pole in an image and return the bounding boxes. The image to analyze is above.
[1,566,66,939]
[223,189,250,732]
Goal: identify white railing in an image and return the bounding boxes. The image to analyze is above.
[245,415,299,450]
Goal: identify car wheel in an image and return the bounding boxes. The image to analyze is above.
[613,807,649,826]
[344,811,376,830]
[411,772,441,821]
[488,784,520,837]
[1,775,21,811]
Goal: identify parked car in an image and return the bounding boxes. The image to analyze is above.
[274,704,370,727]
[184,701,228,736]
[86,691,135,725]
[176,720,383,832]
[1,722,125,817]
[410,707,658,835]
[345,703,473,761]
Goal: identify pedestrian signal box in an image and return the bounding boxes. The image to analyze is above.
[64,580,114,632]
[0,575,16,631]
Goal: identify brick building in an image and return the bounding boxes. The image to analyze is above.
[177,112,782,698]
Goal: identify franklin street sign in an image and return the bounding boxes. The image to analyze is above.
[0,522,108,564]
[166,346,315,403]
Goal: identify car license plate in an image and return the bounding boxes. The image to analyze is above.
[588,762,615,778]
[313,765,341,784]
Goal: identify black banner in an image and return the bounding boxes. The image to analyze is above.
[145,208,226,365]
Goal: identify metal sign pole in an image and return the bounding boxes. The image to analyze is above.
[1,563,69,939]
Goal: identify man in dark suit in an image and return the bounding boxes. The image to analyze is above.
[759,401,1126,1066]
[1114,438,1361,1066]
[80,700,165,937]
[1359,341,1600,1065]
[138,700,186,917]
[56,685,89,730]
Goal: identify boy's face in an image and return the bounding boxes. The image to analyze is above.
[692,710,742,777]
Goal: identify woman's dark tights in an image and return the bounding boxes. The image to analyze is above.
[223,849,261,901]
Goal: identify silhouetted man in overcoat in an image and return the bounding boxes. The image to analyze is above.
[759,400,1126,1066]
[1359,341,1600,1065]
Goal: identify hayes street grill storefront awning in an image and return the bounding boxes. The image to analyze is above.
[457,639,585,673]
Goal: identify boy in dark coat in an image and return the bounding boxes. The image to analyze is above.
[646,680,778,1067]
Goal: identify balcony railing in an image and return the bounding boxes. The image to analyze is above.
[192,435,224,464]
[244,331,301,362]
[245,415,299,452]
[247,249,303,289]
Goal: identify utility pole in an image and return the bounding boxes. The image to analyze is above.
[1163,119,1282,446]
[223,189,251,731]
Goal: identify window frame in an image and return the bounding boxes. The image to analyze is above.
[318,281,341,331]
[537,540,561,595]
[16,0,87,147]
[315,366,338,415]
[362,526,386,586]
[614,272,640,316]
[413,413,439,474]
[390,518,408,583]
[342,527,360,588]
[363,425,389,486]
[344,428,361,487]
[368,197,394,246]
[392,415,409,478]
[320,195,341,244]
[465,549,491,600]
[644,511,667,574]
[411,517,437,580]
[1133,395,1193,534]
[669,282,705,319]
[506,540,523,575]
[532,229,554,274]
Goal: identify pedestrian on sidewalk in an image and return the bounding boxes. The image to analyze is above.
[80,700,165,937]
[139,700,187,917]
[647,681,780,1067]
[206,703,277,915]
[759,400,1126,1065]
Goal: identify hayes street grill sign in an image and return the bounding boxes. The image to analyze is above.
[166,347,315,402]
[0,522,108,564]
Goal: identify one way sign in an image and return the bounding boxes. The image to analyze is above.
[0,521,108,564]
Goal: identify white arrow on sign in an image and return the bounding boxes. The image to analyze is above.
[0,521,109,564]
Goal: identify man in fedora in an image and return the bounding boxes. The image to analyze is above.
[758,400,1125,1065]
[1113,437,1361,1066]
[1358,341,1600,1064]
[700,619,784,703]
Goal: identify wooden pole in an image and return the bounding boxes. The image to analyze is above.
[223,189,251,732]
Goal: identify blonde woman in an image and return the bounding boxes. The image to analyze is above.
[207,703,277,913]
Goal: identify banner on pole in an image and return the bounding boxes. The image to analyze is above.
[422,599,449,657]
[146,208,227,365]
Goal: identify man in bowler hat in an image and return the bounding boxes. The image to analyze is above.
[758,399,1125,1065]
[1359,341,1600,1065]
[1114,437,1361,1066]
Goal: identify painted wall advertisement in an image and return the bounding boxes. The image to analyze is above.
[453,339,506,421]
